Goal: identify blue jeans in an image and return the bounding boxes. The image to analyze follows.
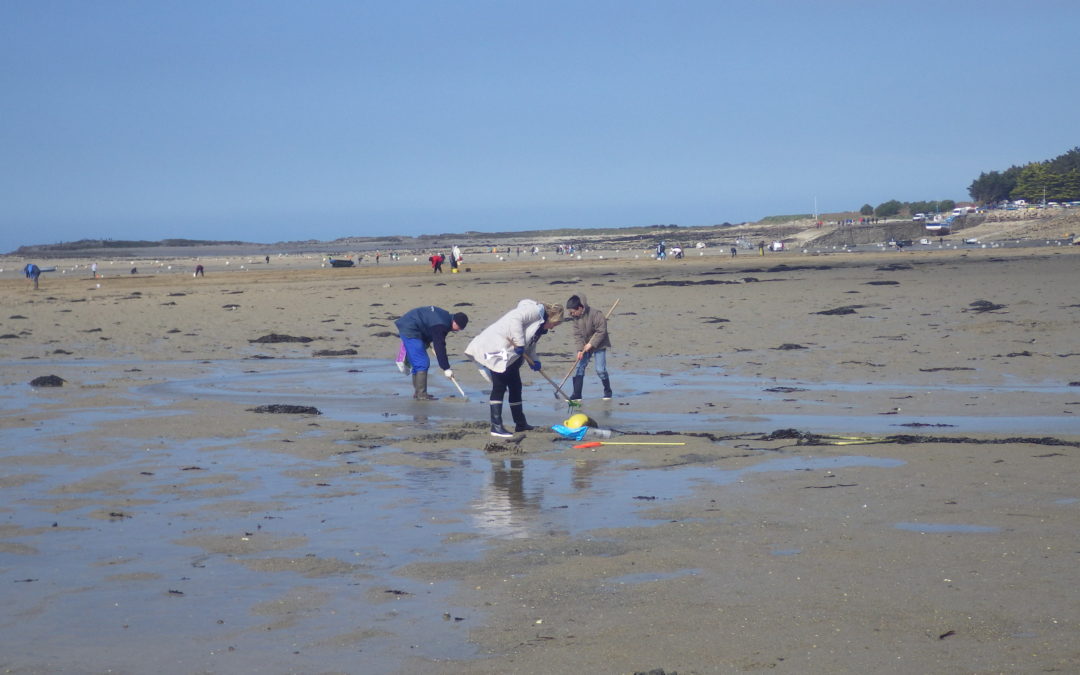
[402,338,430,374]
[574,348,608,378]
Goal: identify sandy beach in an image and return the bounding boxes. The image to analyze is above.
[2,239,1079,673]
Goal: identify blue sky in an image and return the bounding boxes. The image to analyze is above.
[3,0,1078,252]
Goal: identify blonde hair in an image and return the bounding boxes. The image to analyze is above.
[542,303,564,325]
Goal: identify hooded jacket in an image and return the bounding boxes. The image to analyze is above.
[464,299,545,373]
[572,293,611,351]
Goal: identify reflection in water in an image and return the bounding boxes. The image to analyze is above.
[491,459,531,507]
[472,459,542,538]
[572,458,603,491]
[471,456,609,538]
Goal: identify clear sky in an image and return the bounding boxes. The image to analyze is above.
[3,0,1078,253]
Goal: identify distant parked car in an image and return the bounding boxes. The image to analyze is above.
[912,213,926,221]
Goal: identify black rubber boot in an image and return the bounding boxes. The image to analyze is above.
[510,402,535,432]
[600,374,613,400]
[570,376,584,401]
[412,371,436,400]
[489,403,514,437]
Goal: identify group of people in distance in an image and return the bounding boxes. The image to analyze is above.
[428,245,464,273]
[394,293,612,437]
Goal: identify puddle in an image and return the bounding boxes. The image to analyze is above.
[471,454,905,538]
[0,394,908,673]
[0,356,1069,671]
[129,358,1080,435]
[0,435,484,672]
[605,569,701,585]
[893,522,1002,534]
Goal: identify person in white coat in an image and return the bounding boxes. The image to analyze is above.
[465,299,564,437]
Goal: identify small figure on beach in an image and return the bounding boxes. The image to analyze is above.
[194,264,205,277]
[394,306,468,400]
[91,262,98,278]
[566,293,612,401]
[731,246,737,257]
[24,263,41,290]
[429,253,444,273]
[656,241,666,260]
[465,300,563,437]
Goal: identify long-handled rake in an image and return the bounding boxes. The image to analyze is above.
[523,353,583,412]
[556,297,620,398]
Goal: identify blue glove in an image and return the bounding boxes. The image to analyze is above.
[530,359,542,371]
[513,346,525,355]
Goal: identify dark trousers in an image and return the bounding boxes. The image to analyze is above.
[489,359,524,404]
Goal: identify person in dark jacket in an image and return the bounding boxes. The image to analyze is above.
[566,293,612,400]
[394,306,469,400]
[24,263,41,290]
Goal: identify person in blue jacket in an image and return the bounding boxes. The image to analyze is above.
[24,263,41,290]
[394,306,469,400]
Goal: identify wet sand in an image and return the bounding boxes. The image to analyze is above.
[2,244,1079,673]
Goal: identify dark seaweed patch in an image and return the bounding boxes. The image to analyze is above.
[966,300,1007,313]
[312,349,358,356]
[815,305,864,315]
[633,279,742,288]
[30,375,65,387]
[759,428,1080,448]
[249,334,314,343]
[248,404,322,415]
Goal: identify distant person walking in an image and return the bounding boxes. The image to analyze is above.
[656,241,666,260]
[731,246,737,257]
[24,263,41,290]
[566,293,613,401]
[91,262,98,278]
[394,306,469,400]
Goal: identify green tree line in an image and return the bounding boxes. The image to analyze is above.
[858,199,956,219]
[968,146,1080,205]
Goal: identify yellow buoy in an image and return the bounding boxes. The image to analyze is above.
[564,413,592,429]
